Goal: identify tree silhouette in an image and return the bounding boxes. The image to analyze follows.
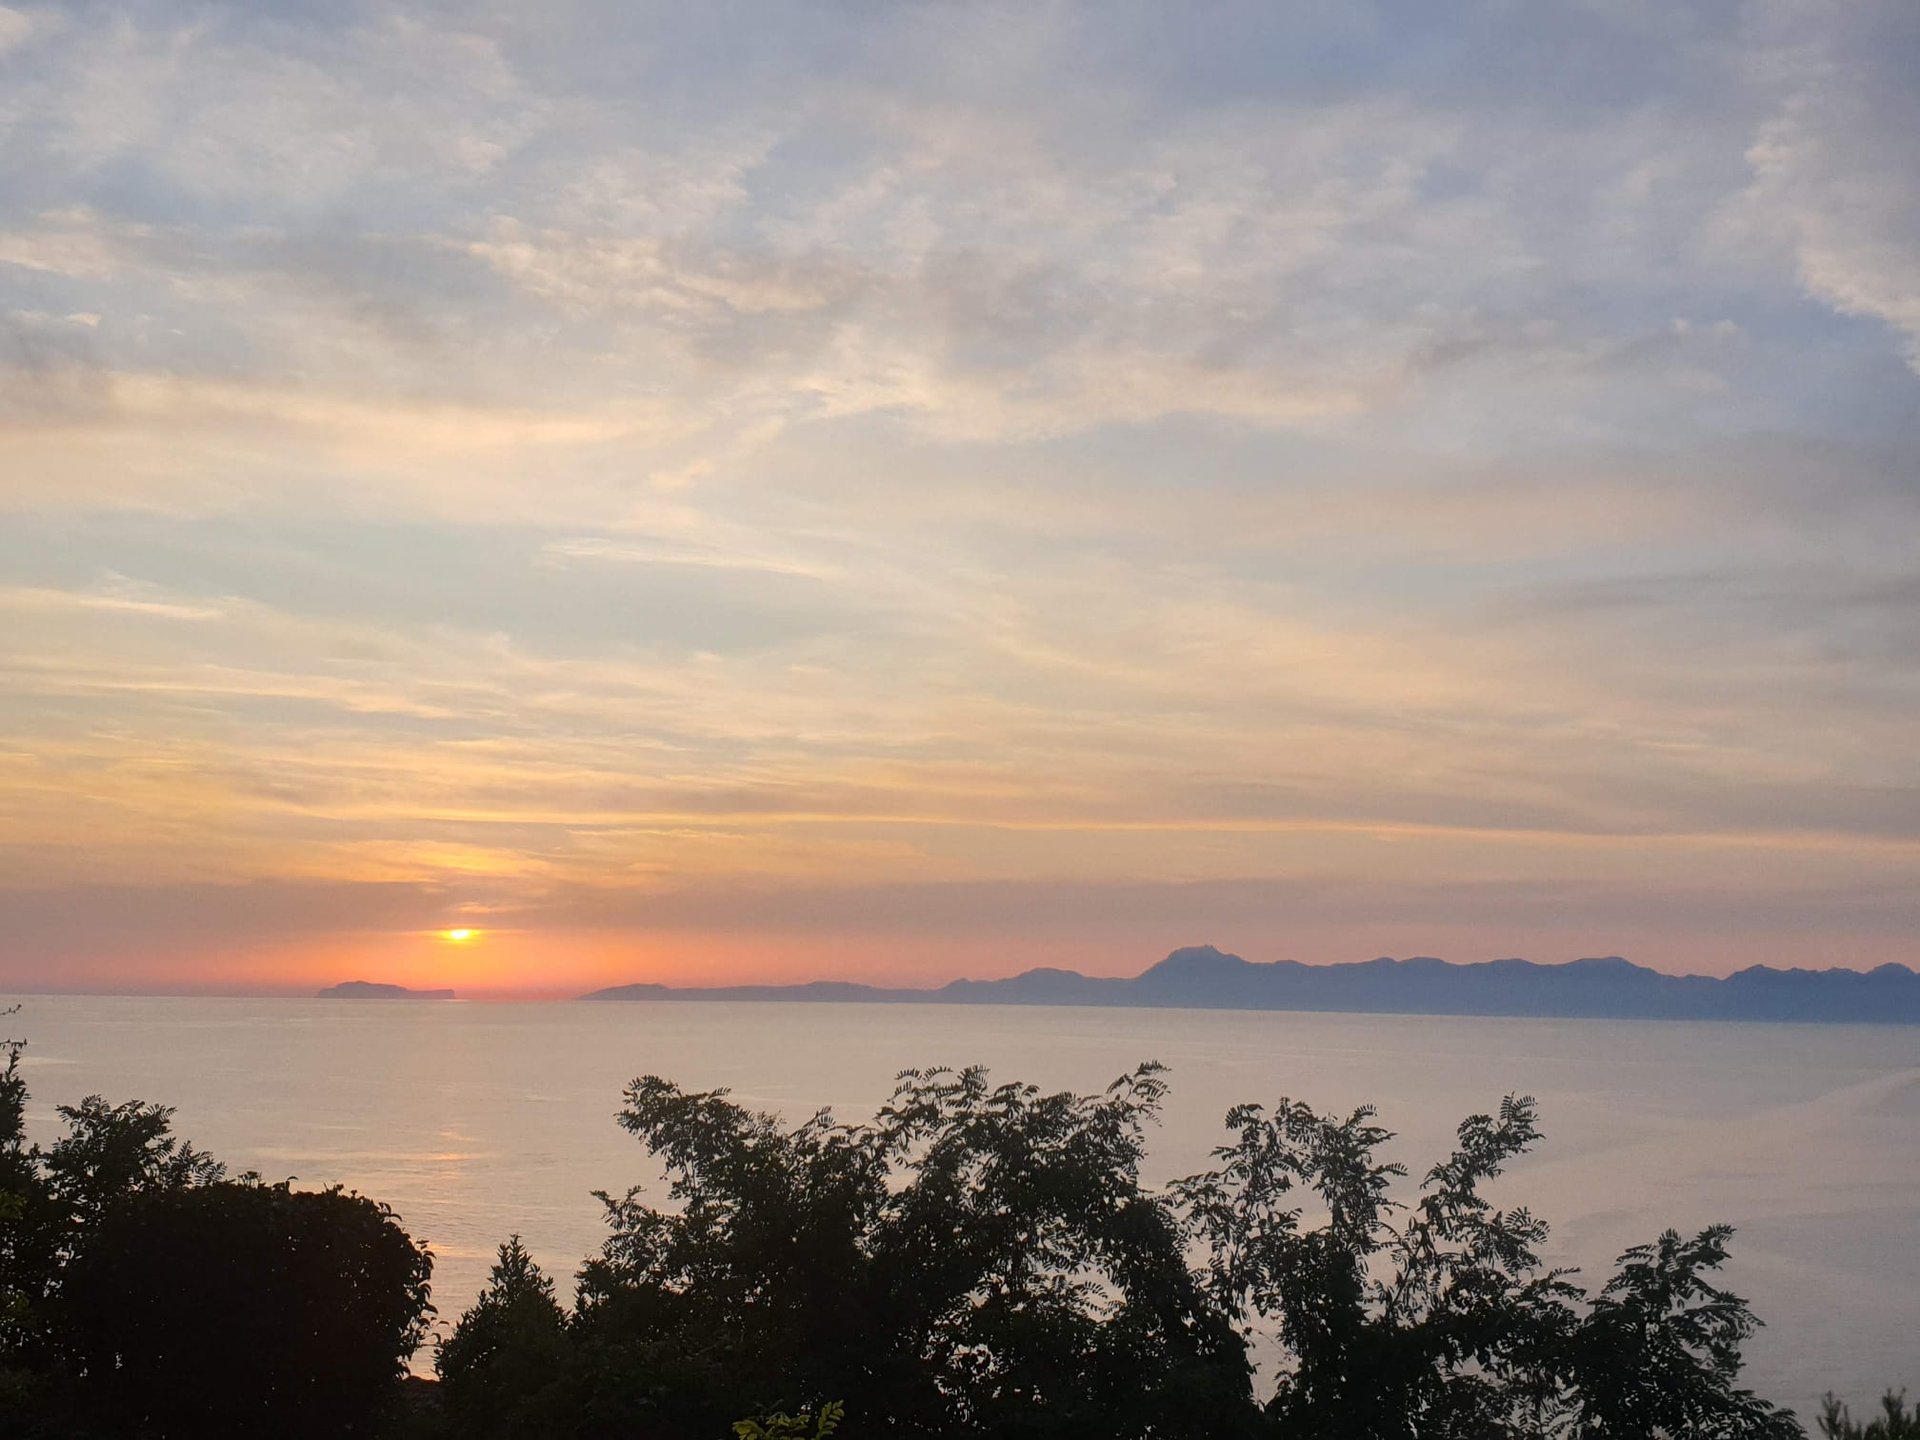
[0,1021,434,1439]
[1173,1092,1799,1438]
[1820,1392,1920,1440]
[60,1179,433,1439]
[536,1069,1799,1439]
[42,1095,224,1228]
[438,1236,570,1439]
[0,1036,1882,1439]
[570,1062,1255,1439]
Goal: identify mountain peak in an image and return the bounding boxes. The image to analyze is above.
[1143,945,1250,978]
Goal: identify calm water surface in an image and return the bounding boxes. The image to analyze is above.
[11,996,1918,1416]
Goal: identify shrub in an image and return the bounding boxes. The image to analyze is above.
[733,1399,845,1439]
[58,1179,433,1438]
[1822,1392,1920,1439]
[438,1235,570,1439]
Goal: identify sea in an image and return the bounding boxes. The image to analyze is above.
[10,995,1918,1418]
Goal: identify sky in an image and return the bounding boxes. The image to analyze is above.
[1,1,1917,995]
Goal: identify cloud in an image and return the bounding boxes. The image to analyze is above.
[0,2,1916,985]
[540,535,838,580]
[22,10,530,205]
[0,218,128,278]
[0,577,227,621]
[0,7,33,57]
[1741,0,1920,367]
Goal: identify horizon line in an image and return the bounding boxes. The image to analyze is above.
[9,946,1916,1004]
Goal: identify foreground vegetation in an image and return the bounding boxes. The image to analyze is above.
[0,1018,1906,1437]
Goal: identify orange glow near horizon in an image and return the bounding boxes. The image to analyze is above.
[10,920,1913,1001]
[30,929,1134,1000]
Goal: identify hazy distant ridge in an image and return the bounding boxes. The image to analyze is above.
[583,946,1920,1023]
[318,980,457,1000]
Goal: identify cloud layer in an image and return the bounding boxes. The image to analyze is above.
[2,1,1917,990]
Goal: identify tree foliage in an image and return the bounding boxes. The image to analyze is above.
[438,1235,570,1439]
[1175,1092,1798,1438]
[733,1399,845,1440]
[421,1064,1815,1439]
[3,1025,1898,1440]
[0,1021,435,1439]
[1566,1225,1799,1438]
[0,1016,42,1410]
[568,1062,1252,1440]
[40,1094,224,1226]
[1821,1393,1920,1440]
[2,1068,227,1377]
[59,1178,432,1438]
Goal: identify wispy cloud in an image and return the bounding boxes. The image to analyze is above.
[0,1,1916,988]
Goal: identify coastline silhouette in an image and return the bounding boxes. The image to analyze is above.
[583,946,1920,1024]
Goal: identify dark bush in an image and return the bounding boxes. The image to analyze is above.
[0,1025,44,1373]
[1822,1392,1920,1439]
[58,1179,433,1438]
[4,1077,224,1379]
[437,1065,1808,1440]
[41,1094,224,1228]
[568,1063,1254,1440]
[437,1235,570,1439]
[1175,1093,1801,1438]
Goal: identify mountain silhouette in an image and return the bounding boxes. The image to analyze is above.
[318,980,457,1000]
[582,945,1920,1023]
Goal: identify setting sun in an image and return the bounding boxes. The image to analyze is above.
[442,928,476,943]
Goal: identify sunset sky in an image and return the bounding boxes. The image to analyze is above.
[2,1,1917,994]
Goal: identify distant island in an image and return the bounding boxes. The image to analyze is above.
[317,980,457,1000]
[583,946,1920,1024]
